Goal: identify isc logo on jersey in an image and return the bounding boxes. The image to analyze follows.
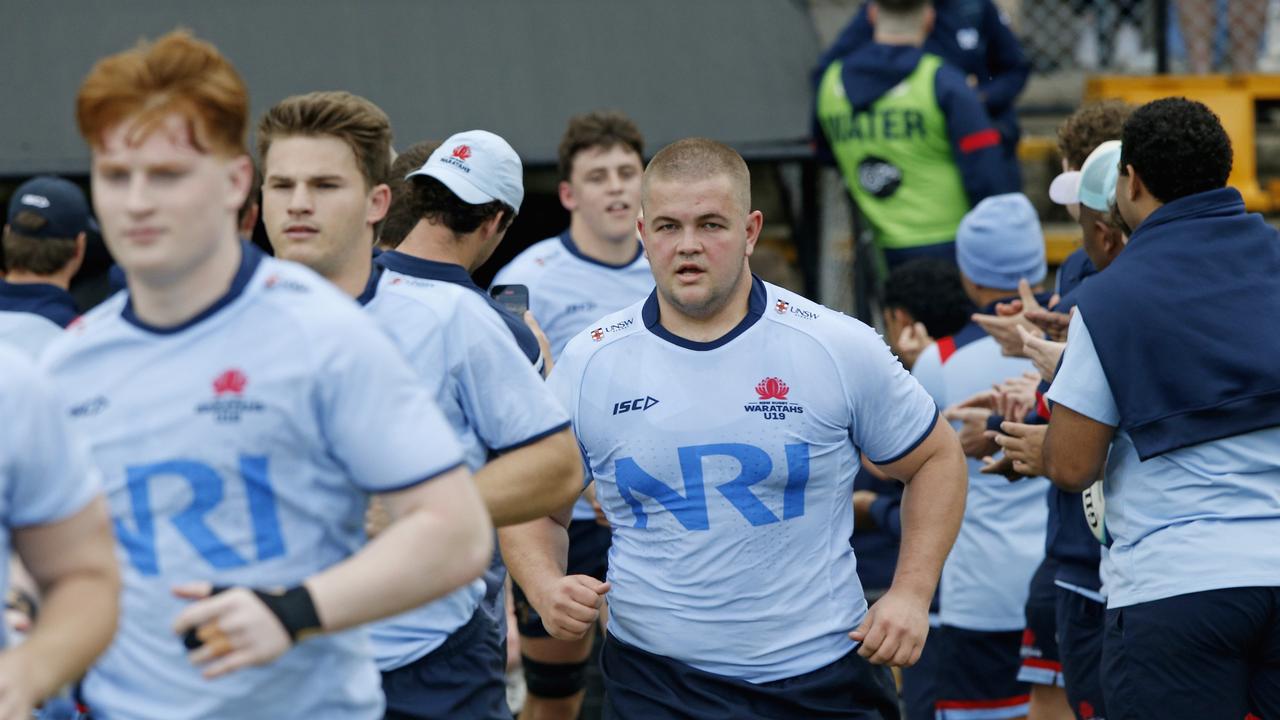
[196,368,265,423]
[744,377,804,420]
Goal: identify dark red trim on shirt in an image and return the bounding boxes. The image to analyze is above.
[959,128,1001,154]
[937,336,957,364]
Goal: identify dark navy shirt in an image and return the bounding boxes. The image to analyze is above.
[0,280,78,328]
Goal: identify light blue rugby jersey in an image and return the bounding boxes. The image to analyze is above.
[493,231,653,520]
[0,346,101,646]
[1047,311,1280,609]
[363,252,570,671]
[548,277,937,682]
[41,243,466,720]
[0,310,61,360]
[911,322,1048,632]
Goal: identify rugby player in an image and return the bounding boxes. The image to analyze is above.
[257,92,581,719]
[0,176,92,356]
[0,348,117,719]
[502,137,967,719]
[1046,97,1280,720]
[47,31,492,719]
[491,110,652,719]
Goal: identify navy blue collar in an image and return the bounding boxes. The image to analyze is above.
[355,249,385,307]
[122,241,263,335]
[559,230,644,270]
[0,280,73,301]
[1129,187,1245,248]
[642,275,767,351]
[376,251,479,290]
[0,280,78,327]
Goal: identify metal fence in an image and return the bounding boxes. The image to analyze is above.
[1010,0,1280,75]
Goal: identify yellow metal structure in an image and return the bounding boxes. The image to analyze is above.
[1085,74,1280,212]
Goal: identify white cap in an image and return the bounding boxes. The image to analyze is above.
[406,130,524,212]
[1049,140,1122,212]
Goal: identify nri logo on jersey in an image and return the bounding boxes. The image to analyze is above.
[196,369,265,423]
[614,442,812,530]
[744,377,804,420]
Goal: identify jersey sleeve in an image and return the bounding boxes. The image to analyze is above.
[317,318,466,493]
[837,320,940,464]
[9,353,100,527]
[546,340,593,487]
[1045,311,1120,426]
[452,297,570,454]
[935,66,1011,204]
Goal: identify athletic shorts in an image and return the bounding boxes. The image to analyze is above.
[1017,559,1064,687]
[1054,586,1106,720]
[933,626,1030,720]
[902,628,940,720]
[1103,586,1280,720]
[381,607,509,720]
[514,519,611,638]
[600,634,900,720]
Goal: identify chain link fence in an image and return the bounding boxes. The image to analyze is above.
[1009,0,1280,75]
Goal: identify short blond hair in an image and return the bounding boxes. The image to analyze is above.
[642,137,750,214]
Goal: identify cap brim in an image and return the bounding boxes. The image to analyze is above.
[1048,171,1082,206]
[405,166,495,205]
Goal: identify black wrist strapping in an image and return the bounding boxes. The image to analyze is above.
[180,584,323,650]
[253,585,323,644]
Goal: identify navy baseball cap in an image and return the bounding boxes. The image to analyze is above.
[6,176,98,239]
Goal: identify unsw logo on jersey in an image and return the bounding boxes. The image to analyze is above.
[591,317,635,342]
[774,299,820,320]
[196,368,265,423]
[263,274,309,293]
[744,377,805,420]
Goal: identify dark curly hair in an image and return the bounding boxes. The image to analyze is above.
[1057,100,1133,169]
[1120,97,1232,203]
[883,258,974,339]
[408,175,515,236]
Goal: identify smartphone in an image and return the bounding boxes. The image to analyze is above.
[490,284,530,315]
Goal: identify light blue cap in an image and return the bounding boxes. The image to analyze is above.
[1049,140,1122,212]
[955,192,1047,290]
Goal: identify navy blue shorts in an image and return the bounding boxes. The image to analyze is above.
[1103,586,1280,720]
[901,626,940,720]
[933,626,1030,719]
[1018,560,1064,688]
[600,634,900,720]
[381,608,509,720]
[1054,586,1106,720]
[514,519,611,638]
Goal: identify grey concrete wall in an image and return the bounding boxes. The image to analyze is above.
[1,0,821,175]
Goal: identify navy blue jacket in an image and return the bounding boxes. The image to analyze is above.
[820,43,1018,206]
[0,280,78,327]
[816,0,1027,185]
[1076,188,1280,460]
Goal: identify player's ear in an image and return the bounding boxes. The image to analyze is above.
[367,183,391,225]
[558,180,576,212]
[226,155,254,213]
[743,210,764,258]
